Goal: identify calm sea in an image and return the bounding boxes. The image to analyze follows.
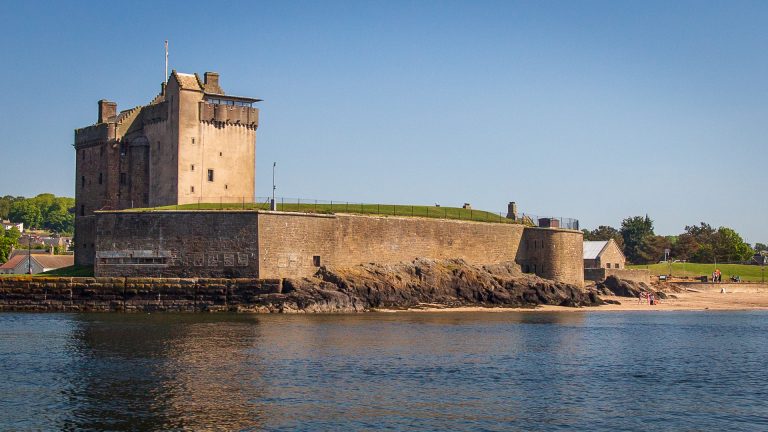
[1,311,767,431]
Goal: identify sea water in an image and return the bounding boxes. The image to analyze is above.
[0,311,766,431]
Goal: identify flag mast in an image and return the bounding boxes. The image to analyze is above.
[164,40,169,84]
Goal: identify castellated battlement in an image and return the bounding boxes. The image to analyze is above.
[200,102,258,128]
[75,123,114,148]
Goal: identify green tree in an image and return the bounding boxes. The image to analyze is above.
[8,200,42,230]
[0,226,21,264]
[620,215,655,264]
[755,243,768,253]
[582,225,624,249]
[637,235,671,264]
[43,198,75,234]
[712,227,753,263]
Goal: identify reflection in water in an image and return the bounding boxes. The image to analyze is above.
[1,311,768,431]
[63,314,267,431]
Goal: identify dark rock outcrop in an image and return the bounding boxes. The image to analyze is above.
[596,275,666,299]
[255,258,603,313]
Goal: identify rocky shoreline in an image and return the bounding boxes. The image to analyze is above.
[0,259,602,313]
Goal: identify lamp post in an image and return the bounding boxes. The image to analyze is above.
[270,162,277,211]
[27,236,32,275]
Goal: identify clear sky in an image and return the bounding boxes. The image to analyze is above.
[0,1,765,244]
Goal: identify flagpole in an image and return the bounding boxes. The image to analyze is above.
[165,40,168,84]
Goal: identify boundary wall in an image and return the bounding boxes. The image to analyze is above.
[92,211,585,286]
[0,277,281,312]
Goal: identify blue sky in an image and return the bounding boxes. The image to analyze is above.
[0,1,765,243]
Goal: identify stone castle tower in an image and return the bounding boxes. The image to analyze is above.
[73,71,260,265]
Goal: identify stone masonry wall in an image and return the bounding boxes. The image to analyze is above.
[520,228,584,287]
[95,211,260,278]
[0,276,281,312]
[256,212,526,279]
[92,211,584,287]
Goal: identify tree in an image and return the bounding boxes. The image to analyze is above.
[712,227,753,263]
[636,235,671,264]
[8,200,42,230]
[755,243,768,253]
[43,198,75,234]
[582,225,624,249]
[0,226,21,264]
[620,215,655,264]
[672,234,699,260]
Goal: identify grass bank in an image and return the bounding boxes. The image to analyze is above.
[628,262,766,282]
[129,202,529,225]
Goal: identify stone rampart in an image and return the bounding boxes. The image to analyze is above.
[0,276,281,312]
[257,212,526,280]
[90,211,585,287]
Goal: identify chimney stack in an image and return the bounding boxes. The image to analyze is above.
[203,72,223,94]
[98,100,117,123]
[506,202,518,221]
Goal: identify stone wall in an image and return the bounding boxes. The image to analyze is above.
[92,210,584,287]
[257,212,526,279]
[0,276,281,312]
[585,268,650,284]
[94,211,260,278]
[520,228,584,287]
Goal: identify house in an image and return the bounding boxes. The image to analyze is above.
[583,239,625,269]
[0,253,74,274]
[1,220,23,233]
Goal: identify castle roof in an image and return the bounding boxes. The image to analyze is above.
[171,71,204,91]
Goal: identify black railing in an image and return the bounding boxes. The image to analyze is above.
[129,196,579,230]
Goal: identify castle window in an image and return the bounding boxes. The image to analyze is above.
[225,184,228,190]
[190,186,195,193]
[191,164,195,171]
[313,256,321,267]
[98,173,103,185]
[219,152,223,156]
[80,205,85,216]
[120,173,127,185]
[81,176,85,188]
[207,169,214,182]
[191,137,195,144]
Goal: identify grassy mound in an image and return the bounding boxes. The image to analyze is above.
[628,262,766,282]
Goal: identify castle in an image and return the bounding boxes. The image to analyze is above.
[74,70,585,287]
[74,71,260,266]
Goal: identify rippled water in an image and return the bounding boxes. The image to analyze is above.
[1,311,767,431]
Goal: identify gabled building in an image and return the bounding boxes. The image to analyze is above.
[0,254,74,274]
[73,70,261,266]
[583,239,625,269]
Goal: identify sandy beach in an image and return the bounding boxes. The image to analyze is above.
[376,289,768,313]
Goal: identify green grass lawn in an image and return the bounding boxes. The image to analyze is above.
[628,262,767,282]
[39,265,94,277]
[129,202,530,225]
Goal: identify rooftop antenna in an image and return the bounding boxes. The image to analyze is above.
[164,40,169,84]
